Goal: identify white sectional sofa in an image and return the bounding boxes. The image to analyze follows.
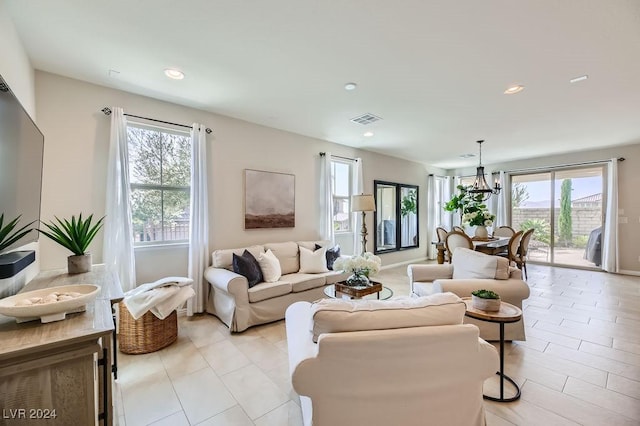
[205,240,348,332]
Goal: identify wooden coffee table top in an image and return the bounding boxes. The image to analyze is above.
[462,297,522,323]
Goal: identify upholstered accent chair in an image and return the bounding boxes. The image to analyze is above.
[286,293,499,426]
[407,248,530,341]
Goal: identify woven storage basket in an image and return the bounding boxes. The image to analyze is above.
[118,303,178,354]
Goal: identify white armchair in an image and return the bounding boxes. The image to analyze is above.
[286,294,499,426]
[408,248,530,341]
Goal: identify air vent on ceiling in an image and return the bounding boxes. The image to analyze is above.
[350,113,382,125]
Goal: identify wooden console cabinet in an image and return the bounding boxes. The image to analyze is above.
[0,266,122,425]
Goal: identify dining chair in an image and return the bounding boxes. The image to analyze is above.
[493,226,515,238]
[516,228,535,279]
[436,227,449,243]
[452,226,465,234]
[499,230,524,269]
[444,231,473,263]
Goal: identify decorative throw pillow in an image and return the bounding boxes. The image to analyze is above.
[232,250,263,288]
[257,249,282,283]
[315,243,341,270]
[299,246,329,273]
[451,248,510,280]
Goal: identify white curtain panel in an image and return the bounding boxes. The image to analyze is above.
[602,158,619,273]
[442,176,453,230]
[187,124,210,315]
[495,171,508,227]
[352,158,363,255]
[426,175,437,259]
[319,153,335,244]
[103,107,136,291]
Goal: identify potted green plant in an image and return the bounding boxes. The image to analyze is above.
[444,185,495,238]
[38,214,105,274]
[0,214,35,254]
[471,289,501,312]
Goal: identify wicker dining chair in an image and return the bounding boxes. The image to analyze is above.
[493,225,515,238]
[444,231,473,263]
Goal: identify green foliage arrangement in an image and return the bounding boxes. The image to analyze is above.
[0,214,35,253]
[444,185,495,227]
[39,214,105,256]
[471,289,500,299]
[400,190,417,217]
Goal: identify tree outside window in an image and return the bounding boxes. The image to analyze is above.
[127,125,191,244]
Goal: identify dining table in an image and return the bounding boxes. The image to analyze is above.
[433,237,510,264]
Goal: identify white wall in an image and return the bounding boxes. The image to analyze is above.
[34,71,433,283]
[0,2,39,295]
[449,143,640,273]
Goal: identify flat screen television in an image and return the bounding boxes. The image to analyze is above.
[0,74,44,254]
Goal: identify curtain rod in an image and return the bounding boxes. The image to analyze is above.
[505,157,625,174]
[319,152,358,162]
[101,107,212,134]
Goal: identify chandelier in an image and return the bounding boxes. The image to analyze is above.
[469,140,501,201]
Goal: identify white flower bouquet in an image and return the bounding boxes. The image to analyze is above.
[462,209,495,227]
[333,252,382,277]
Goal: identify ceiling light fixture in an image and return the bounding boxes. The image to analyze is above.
[570,75,588,83]
[344,82,357,91]
[504,85,524,95]
[468,140,501,201]
[164,68,185,80]
[363,131,374,137]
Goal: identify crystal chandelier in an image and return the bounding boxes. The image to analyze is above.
[469,140,501,201]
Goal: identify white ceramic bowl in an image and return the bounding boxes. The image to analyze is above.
[0,284,100,323]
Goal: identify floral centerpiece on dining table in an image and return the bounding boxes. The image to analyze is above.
[333,252,382,287]
[445,185,496,238]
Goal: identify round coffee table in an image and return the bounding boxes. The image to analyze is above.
[462,297,522,402]
[324,284,393,300]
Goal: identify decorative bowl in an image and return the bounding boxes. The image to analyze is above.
[471,294,501,312]
[0,284,100,323]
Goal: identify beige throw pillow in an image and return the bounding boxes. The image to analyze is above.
[257,249,282,282]
[299,246,329,273]
[452,248,510,280]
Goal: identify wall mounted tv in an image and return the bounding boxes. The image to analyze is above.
[0,74,44,256]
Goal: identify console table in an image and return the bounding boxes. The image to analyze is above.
[0,265,122,425]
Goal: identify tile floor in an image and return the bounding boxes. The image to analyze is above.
[114,263,640,425]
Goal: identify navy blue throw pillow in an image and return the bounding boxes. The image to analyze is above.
[232,250,263,288]
[315,244,341,270]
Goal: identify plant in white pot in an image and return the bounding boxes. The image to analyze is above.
[471,289,501,312]
[38,214,104,274]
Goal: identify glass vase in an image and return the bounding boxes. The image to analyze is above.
[345,271,370,287]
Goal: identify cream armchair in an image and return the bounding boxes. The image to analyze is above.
[407,248,530,341]
[286,294,499,426]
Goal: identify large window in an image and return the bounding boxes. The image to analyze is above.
[127,124,191,245]
[331,160,352,232]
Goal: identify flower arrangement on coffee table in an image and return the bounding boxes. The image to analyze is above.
[333,252,382,287]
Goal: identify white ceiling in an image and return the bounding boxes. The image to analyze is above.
[6,0,640,169]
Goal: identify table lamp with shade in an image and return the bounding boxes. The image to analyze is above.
[351,194,376,255]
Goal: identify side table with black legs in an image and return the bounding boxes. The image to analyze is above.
[462,297,523,402]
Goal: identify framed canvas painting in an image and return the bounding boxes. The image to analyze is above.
[244,169,295,229]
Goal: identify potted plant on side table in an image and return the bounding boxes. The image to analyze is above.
[38,213,105,274]
[471,289,501,312]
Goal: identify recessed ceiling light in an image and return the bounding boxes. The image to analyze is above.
[344,82,357,91]
[164,68,185,80]
[363,131,374,137]
[504,85,524,95]
[570,75,588,83]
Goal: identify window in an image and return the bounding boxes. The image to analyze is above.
[331,160,352,232]
[127,124,191,245]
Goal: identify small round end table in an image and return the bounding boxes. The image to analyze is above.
[462,297,522,402]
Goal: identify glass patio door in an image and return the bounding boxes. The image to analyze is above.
[511,166,604,269]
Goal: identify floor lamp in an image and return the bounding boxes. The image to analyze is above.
[351,194,376,255]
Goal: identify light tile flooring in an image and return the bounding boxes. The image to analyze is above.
[115,263,640,425]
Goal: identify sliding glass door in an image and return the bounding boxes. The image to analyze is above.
[511,166,604,269]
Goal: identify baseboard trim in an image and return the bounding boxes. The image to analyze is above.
[380,257,429,270]
[619,269,640,277]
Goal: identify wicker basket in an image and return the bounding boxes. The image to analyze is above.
[118,303,178,354]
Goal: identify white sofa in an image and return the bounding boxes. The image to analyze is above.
[286,293,499,426]
[407,248,531,341]
[205,240,348,332]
